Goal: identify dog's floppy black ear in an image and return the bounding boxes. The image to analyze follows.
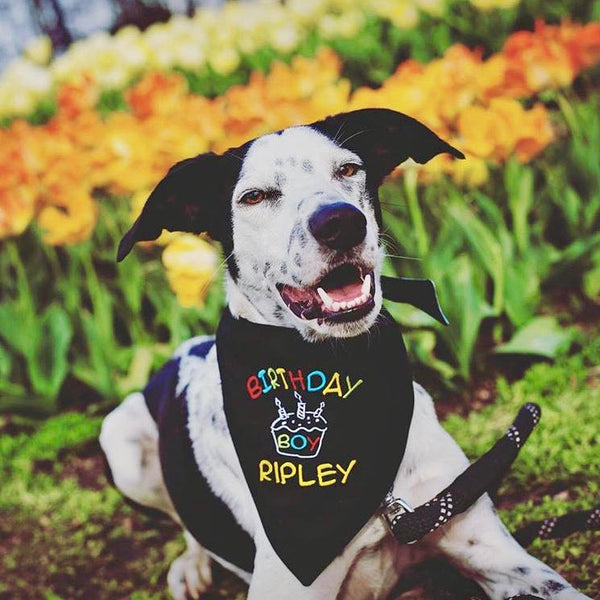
[311,108,464,184]
[117,151,240,262]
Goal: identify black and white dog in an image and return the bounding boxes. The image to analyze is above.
[100,109,590,600]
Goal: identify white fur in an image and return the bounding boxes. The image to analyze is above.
[229,127,383,340]
[101,125,591,600]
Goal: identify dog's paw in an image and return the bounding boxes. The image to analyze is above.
[167,547,213,600]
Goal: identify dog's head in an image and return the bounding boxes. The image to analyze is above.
[118,109,463,340]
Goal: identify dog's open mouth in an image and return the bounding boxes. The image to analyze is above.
[277,264,375,323]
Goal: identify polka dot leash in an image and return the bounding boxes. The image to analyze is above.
[385,403,542,544]
[514,504,600,547]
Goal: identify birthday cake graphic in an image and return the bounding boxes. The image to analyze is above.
[270,391,328,459]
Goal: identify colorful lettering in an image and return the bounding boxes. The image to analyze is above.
[267,368,279,389]
[259,459,273,482]
[298,465,316,487]
[287,369,306,391]
[317,463,337,486]
[323,371,342,397]
[247,375,262,400]
[257,369,272,393]
[337,459,357,484]
[343,377,363,399]
[307,370,326,392]
[279,462,297,485]
[306,435,321,452]
[276,367,289,389]
[258,459,357,487]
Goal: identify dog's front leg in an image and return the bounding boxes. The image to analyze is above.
[430,495,591,600]
[402,384,590,600]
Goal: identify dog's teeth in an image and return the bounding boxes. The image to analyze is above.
[361,273,371,296]
[340,301,348,310]
[317,287,333,308]
[332,302,340,312]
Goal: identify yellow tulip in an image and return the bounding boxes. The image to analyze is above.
[162,235,219,308]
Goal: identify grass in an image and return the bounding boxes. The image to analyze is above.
[1,334,598,599]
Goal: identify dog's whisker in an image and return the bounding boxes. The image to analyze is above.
[332,119,348,145]
[195,250,235,296]
[382,253,422,261]
[338,128,370,147]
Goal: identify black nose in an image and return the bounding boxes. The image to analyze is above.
[308,202,367,251]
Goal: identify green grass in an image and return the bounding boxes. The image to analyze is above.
[0,335,598,598]
[445,334,600,595]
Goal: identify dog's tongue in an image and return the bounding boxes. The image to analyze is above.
[281,286,316,303]
[323,280,362,302]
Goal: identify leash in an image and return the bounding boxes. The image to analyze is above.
[382,402,599,600]
[383,403,542,544]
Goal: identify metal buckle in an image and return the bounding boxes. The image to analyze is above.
[381,490,415,540]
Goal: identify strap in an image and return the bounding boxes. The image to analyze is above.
[381,276,449,325]
[385,403,541,544]
[514,505,600,547]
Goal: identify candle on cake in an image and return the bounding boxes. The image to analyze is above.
[275,398,288,420]
[295,391,305,419]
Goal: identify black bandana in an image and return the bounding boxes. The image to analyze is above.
[216,279,445,585]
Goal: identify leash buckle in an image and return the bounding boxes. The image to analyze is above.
[381,490,415,542]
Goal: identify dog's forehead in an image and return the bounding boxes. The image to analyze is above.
[239,126,358,177]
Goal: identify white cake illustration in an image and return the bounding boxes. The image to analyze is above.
[270,391,328,459]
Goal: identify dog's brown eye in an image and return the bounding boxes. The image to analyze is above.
[240,189,266,205]
[337,163,361,178]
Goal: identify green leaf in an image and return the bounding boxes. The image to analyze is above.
[0,301,35,357]
[436,254,494,379]
[494,317,574,359]
[404,330,456,381]
[583,264,600,301]
[27,304,73,399]
[0,342,12,380]
[448,201,505,313]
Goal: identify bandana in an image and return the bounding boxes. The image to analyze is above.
[216,277,446,586]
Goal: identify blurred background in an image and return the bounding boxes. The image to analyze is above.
[0,0,598,598]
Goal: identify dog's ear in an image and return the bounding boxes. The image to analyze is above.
[117,151,240,262]
[311,108,464,184]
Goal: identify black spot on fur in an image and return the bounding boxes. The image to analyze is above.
[302,160,313,172]
[280,263,288,274]
[467,539,478,546]
[530,587,539,594]
[294,253,302,267]
[252,263,259,273]
[288,222,303,253]
[298,231,308,248]
[275,158,283,166]
[514,567,530,575]
[542,580,567,594]
[274,172,286,187]
[286,156,297,166]
[292,274,302,285]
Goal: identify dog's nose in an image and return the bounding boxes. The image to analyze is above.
[308,202,367,251]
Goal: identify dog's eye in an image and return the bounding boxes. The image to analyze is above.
[239,189,266,205]
[337,163,361,178]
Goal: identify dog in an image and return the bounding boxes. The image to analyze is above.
[100,109,591,600]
